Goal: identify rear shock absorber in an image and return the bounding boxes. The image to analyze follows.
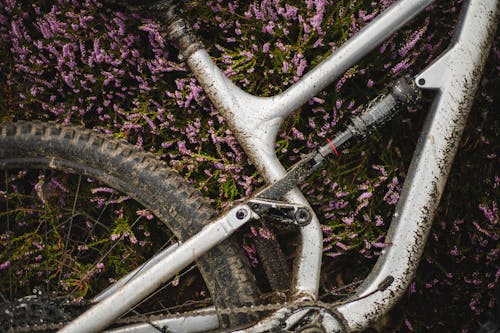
[314,75,421,162]
[257,76,421,200]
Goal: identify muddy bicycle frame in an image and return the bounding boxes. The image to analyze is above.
[60,0,499,332]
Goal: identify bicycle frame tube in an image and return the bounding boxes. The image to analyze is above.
[105,307,219,333]
[333,0,498,330]
[92,242,181,303]
[60,205,253,333]
[187,0,435,300]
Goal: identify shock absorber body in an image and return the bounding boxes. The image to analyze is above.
[315,76,421,160]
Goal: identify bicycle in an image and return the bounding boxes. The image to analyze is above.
[0,0,497,332]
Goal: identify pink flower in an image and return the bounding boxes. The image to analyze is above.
[0,261,10,270]
[336,242,349,251]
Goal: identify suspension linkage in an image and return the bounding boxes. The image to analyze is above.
[246,198,313,227]
[232,78,420,228]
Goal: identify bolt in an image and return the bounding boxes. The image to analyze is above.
[250,202,261,212]
[235,208,248,220]
[295,208,312,225]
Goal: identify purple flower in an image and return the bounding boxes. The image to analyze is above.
[0,261,10,270]
[336,242,349,251]
[358,191,372,201]
[375,215,384,226]
[392,59,410,75]
[479,202,497,224]
[405,319,414,331]
[91,187,116,194]
[262,21,275,35]
[383,177,401,205]
[296,58,307,77]
[409,282,416,294]
[342,216,354,225]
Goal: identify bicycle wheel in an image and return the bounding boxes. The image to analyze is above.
[0,121,260,330]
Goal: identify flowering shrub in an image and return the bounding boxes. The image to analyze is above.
[0,0,498,331]
[0,170,171,301]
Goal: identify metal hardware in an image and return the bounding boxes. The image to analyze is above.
[248,199,313,226]
[255,76,420,203]
[165,17,204,61]
[294,208,313,226]
[345,76,421,138]
[236,207,250,220]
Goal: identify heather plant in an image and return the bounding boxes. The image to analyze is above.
[0,0,498,331]
[0,170,170,301]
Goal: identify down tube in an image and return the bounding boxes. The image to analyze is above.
[332,0,499,330]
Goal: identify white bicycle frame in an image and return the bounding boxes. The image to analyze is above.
[60,0,498,332]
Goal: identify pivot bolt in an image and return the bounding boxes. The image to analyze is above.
[249,202,262,213]
[295,207,312,225]
[235,208,249,220]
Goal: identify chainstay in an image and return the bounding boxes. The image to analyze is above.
[9,298,342,332]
